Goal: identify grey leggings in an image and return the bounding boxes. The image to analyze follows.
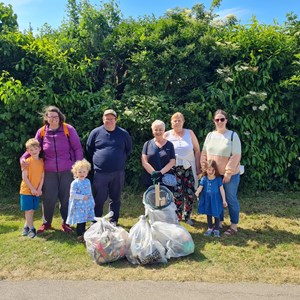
[42,170,73,225]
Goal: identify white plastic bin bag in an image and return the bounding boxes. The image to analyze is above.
[145,201,178,225]
[84,211,129,264]
[151,221,195,259]
[126,215,167,265]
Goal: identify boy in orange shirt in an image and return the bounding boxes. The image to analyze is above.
[20,138,44,238]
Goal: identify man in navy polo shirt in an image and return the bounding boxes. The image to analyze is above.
[86,109,132,225]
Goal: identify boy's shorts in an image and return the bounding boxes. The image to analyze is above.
[20,194,40,211]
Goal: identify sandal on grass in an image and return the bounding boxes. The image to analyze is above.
[224,228,237,236]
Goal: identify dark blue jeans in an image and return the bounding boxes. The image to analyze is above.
[92,170,125,223]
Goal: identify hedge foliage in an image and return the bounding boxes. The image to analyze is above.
[0,1,299,191]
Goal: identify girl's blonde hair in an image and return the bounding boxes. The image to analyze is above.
[200,159,220,179]
[71,159,91,178]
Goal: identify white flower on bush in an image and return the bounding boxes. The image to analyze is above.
[216,66,231,77]
[232,115,239,120]
[235,63,256,72]
[259,92,267,100]
[225,77,233,82]
[252,106,258,111]
[244,131,250,136]
[258,104,268,111]
[248,91,267,101]
[124,110,133,116]
[240,65,249,71]
[211,19,226,27]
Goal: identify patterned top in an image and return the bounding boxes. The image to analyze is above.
[66,178,95,225]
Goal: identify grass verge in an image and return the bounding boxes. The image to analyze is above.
[0,189,299,283]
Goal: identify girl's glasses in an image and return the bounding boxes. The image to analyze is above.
[214,118,225,123]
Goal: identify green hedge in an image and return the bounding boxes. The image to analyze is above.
[0,2,299,191]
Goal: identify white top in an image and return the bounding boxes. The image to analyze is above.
[165,129,197,189]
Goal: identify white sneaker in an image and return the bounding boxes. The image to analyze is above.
[204,228,213,236]
[185,219,194,226]
[213,229,220,238]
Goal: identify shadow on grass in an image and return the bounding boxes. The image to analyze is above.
[4,191,299,220]
[35,232,76,245]
[216,226,300,248]
[101,250,207,269]
[0,224,19,234]
[2,190,300,251]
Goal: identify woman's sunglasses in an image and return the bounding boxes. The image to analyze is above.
[214,118,226,123]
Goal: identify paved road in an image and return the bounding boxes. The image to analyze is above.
[1,280,299,300]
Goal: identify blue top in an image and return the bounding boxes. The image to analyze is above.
[142,139,175,186]
[197,176,224,218]
[86,125,132,173]
[66,178,95,225]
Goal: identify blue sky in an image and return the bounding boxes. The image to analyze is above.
[2,0,300,32]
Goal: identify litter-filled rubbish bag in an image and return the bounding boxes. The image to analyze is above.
[126,215,167,265]
[144,201,178,225]
[143,184,173,209]
[151,221,195,259]
[84,211,129,264]
[143,183,177,224]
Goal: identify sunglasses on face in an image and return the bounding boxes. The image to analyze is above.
[214,118,226,123]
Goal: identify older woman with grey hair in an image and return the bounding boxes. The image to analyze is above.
[141,120,176,187]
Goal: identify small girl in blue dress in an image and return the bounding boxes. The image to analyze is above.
[195,159,227,237]
[66,159,95,242]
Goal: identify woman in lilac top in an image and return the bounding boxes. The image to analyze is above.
[21,106,83,233]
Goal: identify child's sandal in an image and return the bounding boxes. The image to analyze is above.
[224,228,237,236]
